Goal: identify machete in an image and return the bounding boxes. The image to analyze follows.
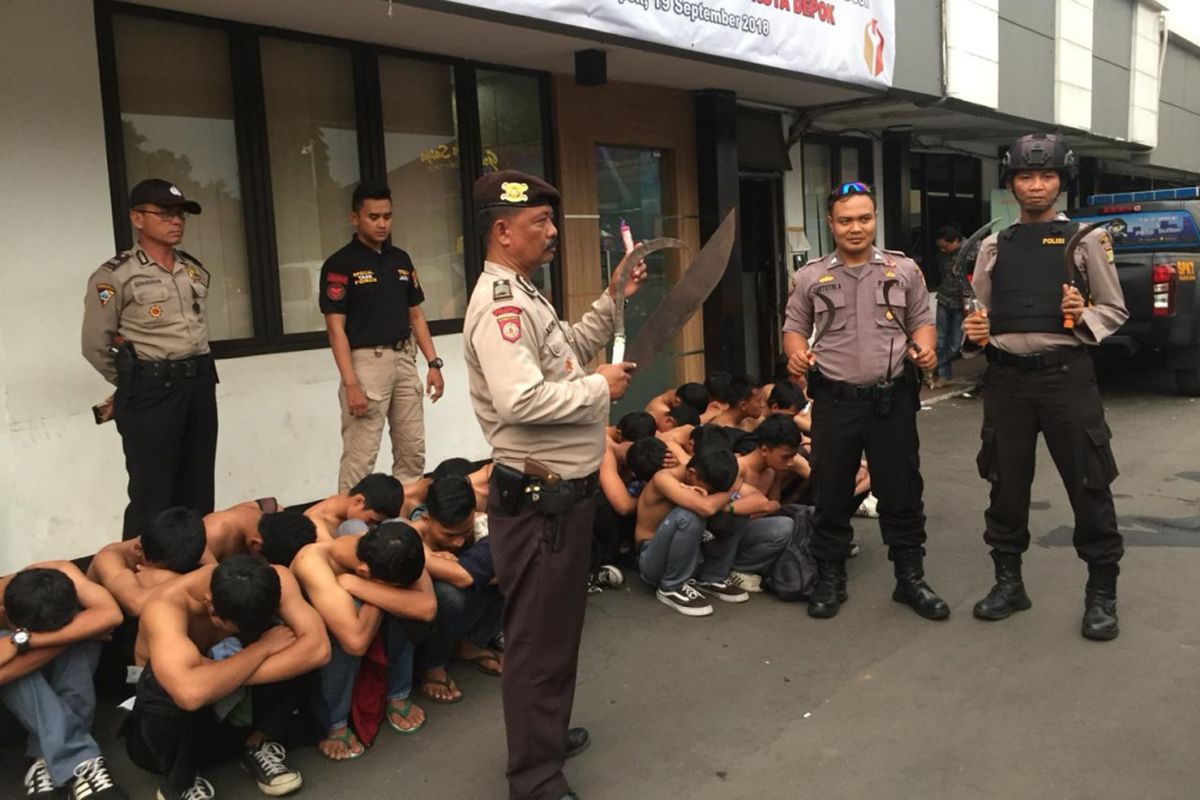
[611,237,689,363]
[810,291,837,349]
[956,218,1000,347]
[883,277,931,383]
[624,210,736,369]
[1062,222,1102,331]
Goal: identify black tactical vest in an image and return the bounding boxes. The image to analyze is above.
[991,221,1085,335]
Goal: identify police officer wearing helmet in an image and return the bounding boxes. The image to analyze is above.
[963,133,1128,640]
[82,178,217,539]
[463,169,645,800]
[783,181,949,622]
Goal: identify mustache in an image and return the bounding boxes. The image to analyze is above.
[543,238,559,252]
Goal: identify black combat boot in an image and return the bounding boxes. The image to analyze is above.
[807,559,848,618]
[1081,564,1119,641]
[973,551,1033,621]
[890,547,950,620]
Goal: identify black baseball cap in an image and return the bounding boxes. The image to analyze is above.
[129,179,202,214]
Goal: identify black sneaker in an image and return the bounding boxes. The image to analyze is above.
[69,756,125,799]
[240,741,302,796]
[692,578,749,603]
[156,776,215,800]
[24,758,55,798]
[656,583,713,617]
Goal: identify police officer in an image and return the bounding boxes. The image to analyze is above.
[464,170,644,800]
[783,181,949,621]
[82,178,216,540]
[963,134,1128,640]
[320,181,444,491]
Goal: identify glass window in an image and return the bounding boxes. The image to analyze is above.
[380,56,465,321]
[260,37,360,334]
[113,14,253,341]
[839,145,861,183]
[477,70,546,176]
[802,143,833,256]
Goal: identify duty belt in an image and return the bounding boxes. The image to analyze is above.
[985,345,1086,370]
[132,354,213,380]
[809,371,911,403]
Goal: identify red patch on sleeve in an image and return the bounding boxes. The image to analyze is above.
[496,313,522,343]
[326,272,348,285]
[327,283,346,301]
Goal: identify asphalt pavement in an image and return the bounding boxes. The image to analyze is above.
[4,359,1198,800]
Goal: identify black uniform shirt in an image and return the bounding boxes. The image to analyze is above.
[318,237,425,348]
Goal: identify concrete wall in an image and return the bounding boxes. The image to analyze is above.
[0,1,489,571]
[1147,37,1200,173]
[1092,0,1133,139]
[997,0,1056,121]
[893,0,944,97]
[945,0,1000,108]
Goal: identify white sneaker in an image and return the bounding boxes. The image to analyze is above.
[656,582,714,616]
[24,758,54,797]
[854,493,880,518]
[158,776,216,800]
[692,578,750,603]
[595,565,624,587]
[728,570,764,593]
[69,756,121,799]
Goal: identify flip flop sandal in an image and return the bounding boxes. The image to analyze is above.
[387,698,426,735]
[420,677,464,705]
[458,651,503,677]
[320,727,365,761]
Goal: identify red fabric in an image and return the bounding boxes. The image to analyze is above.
[349,631,388,746]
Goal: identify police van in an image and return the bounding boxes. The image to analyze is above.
[1069,187,1200,396]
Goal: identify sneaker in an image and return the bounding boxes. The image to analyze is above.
[157,777,215,800]
[25,758,55,797]
[595,565,624,588]
[586,575,604,594]
[848,541,862,558]
[728,570,764,593]
[240,741,302,796]
[692,578,750,603]
[854,493,880,519]
[656,583,714,617]
[70,756,124,799]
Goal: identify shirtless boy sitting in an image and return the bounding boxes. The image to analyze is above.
[644,381,709,429]
[302,473,404,540]
[89,506,208,617]
[127,556,330,800]
[205,507,318,566]
[634,447,743,617]
[1,562,124,800]
[291,522,436,761]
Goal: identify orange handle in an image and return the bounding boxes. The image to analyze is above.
[1063,315,1075,330]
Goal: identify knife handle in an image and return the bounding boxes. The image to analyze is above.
[612,336,626,364]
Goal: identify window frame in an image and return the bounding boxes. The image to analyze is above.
[95,0,557,358]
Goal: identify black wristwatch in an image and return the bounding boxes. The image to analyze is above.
[428,357,444,370]
[10,628,31,654]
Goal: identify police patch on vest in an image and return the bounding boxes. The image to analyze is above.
[493,305,522,342]
[1042,237,1066,245]
[493,280,513,301]
[96,283,115,306]
[352,270,377,285]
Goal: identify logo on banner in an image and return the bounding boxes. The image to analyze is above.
[863,17,886,77]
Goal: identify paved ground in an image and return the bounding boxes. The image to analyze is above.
[5,359,1199,799]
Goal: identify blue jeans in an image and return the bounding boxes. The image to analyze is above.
[732,516,793,574]
[638,508,744,590]
[415,580,504,672]
[936,303,965,379]
[318,615,414,731]
[0,639,102,786]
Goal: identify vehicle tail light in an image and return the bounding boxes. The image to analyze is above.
[1152,262,1177,317]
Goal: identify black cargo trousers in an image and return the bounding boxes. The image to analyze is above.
[976,348,1123,565]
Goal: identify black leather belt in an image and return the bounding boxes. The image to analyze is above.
[527,471,599,499]
[810,371,911,402]
[133,354,213,380]
[985,345,1086,370]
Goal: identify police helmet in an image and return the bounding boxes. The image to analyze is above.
[1001,133,1077,181]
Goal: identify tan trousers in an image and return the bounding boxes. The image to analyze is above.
[337,340,425,491]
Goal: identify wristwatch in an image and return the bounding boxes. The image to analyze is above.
[427,357,445,370]
[10,628,31,654]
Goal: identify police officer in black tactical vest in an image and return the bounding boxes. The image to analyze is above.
[963,134,1129,640]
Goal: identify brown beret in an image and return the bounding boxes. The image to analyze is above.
[473,170,561,213]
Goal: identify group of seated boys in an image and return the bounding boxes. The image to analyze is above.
[0,359,877,799]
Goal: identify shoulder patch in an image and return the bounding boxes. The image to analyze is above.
[102,252,132,271]
[175,249,203,268]
[493,279,513,301]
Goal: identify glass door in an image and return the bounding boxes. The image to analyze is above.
[595,144,677,418]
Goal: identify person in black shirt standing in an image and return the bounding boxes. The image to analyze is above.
[320,182,445,492]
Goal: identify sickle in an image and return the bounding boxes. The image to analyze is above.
[1062,222,1105,331]
[956,218,1001,302]
[810,291,836,349]
[882,279,915,350]
[611,237,689,363]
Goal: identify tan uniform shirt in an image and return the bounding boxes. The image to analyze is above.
[970,218,1128,355]
[82,246,211,383]
[784,248,935,386]
[463,261,617,479]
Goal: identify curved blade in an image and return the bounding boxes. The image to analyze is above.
[612,237,689,362]
[810,291,836,349]
[882,278,915,348]
[625,212,736,368]
[1062,222,1102,330]
[956,218,1001,300]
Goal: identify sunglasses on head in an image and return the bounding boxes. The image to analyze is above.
[832,181,874,197]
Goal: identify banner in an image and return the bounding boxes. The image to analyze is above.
[439,0,896,88]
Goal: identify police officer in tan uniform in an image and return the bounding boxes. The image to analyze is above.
[963,134,1128,640]
[82,179,216,540]
[783,181,949,622]
[464,170,644,800]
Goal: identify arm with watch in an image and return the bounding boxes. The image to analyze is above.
[408,303,444,402]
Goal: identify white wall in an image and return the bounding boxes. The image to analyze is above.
[0,1,487,571]
[945,0,1000,108]
[1055,0,1095,130]
[1130,1,1165,146]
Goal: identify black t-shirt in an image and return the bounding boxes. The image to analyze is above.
[318,237,426,348]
